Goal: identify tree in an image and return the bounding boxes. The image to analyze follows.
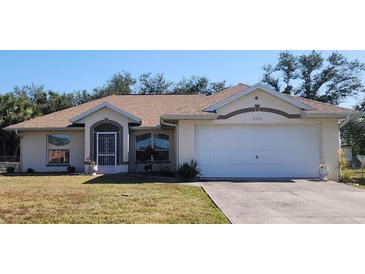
[13,84,75,115]
[0,84,77,157]
[341,100,365,156]
[172,76,227,95]
[94,72,136,98]
[46,91,75,114]
[262,51,365,104]
[138,73,172,94]
[73,90,92,105]
[0,92,34,156]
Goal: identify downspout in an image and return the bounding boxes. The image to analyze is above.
[338,115,352,129]
[161,119,179,169]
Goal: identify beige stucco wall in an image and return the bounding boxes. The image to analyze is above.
[77,107,133,172]
[218,89,301,115]
[178,90,341,181]
[20,130,85,172]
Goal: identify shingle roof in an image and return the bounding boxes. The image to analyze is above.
[168,83,250,115]
[170,84,362,116]
[289,96,361,115]
[5,94,205,129]
[5,83,362,130]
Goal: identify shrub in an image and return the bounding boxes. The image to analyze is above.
[6,166,15,173]
[340,169,353,184]
[338,148,349,170]
[27,168,34,173]
[178,160,201,180]
[338,149,352,183]
[144,163,152,174]
[67,166,76,173]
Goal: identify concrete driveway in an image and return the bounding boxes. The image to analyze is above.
[200,180,365,224]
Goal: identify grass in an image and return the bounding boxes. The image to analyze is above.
[0,174,229,224]
[349,168,365,185]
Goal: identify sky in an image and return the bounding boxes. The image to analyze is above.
[1,50,365,108]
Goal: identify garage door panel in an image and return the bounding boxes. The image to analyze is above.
[196,125,320,178]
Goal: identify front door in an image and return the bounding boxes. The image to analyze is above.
[97,133,117,171]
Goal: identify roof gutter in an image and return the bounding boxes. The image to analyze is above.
[338,111,364,129]
[160,114,217,120]
[301,111,363,119]
[4,127,85,132]
[338,115,352,129]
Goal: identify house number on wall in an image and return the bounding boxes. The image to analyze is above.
[253,117,263,121]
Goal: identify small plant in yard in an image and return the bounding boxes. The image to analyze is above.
[144,162,153,174]
[85,157,97,175]
[140,147,157,175]
[67,166,76,173]
[178,160,201,180]
[341,169,354,184]
[27,168,34,173]
[6,166,15,173]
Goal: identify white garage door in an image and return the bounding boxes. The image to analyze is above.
[196,125,320,178]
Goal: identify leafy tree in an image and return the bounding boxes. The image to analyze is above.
[0,85,77,157]
[172,76,227,95]
[0,92,34,156]
[210,81,228,94]
[94,72,136,98]
[73,90,92,105]
[138,73,172,94]
[13,84,75,115]
[46,91,75,114]
[341,101,365,155]
[262,51,365,104]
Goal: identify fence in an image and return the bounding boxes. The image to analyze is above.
[0,156,20,173]
[0,156,19,162]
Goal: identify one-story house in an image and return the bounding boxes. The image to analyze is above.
[5,83,363,180]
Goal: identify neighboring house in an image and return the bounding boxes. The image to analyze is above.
[5,83,363,181]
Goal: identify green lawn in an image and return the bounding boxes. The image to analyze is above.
[0,174,229,224]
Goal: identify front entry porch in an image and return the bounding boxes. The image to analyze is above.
[96,132,128,174]
[88,119,128,174]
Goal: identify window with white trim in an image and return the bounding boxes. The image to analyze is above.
[135,133,170,162]
[47,134,70,164]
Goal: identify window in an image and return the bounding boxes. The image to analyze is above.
[153,134,170,161]
[47,134,70,164]
[135,133,170,162]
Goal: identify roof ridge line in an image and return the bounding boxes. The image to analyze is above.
[174,83,250,113]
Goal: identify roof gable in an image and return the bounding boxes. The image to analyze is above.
[5,94,204,130]
[204,83,313,112]
[4,83,362,131]
[70,102,141,123]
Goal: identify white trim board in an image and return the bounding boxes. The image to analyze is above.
[204,83,314,112]
[69,102,141,123]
